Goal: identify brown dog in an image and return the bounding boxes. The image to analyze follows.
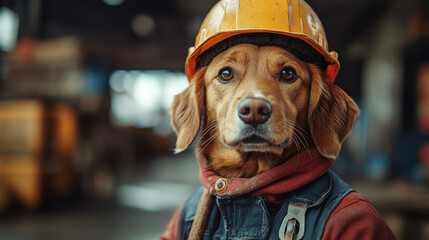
[163,0,397,238]
[163,42,396,240]
[171,44,359,178]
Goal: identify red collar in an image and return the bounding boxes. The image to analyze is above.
[196,148,334,201]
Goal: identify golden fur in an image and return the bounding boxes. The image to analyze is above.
[171,44,359,178]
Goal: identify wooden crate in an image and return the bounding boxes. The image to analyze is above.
[0,100,44,154]
[0,155,41,210]
[0,100,77,210]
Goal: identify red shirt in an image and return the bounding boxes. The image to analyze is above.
[160,149,396,240]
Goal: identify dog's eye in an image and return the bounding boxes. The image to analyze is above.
[280,67,297,82]
[218,68,234,82]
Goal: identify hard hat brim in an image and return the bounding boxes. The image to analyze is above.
[185,30,340,83]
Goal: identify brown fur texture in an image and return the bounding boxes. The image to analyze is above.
[171,69,205,153]
[171,44,359,178]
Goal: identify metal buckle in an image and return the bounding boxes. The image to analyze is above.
[279,203,307,240]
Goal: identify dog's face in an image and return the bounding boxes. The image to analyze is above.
[171,44,358,178]
[204,44,310,156]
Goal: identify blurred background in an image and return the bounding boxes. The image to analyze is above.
[0,0,428,239]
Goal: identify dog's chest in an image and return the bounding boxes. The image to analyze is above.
[180,171,353,240]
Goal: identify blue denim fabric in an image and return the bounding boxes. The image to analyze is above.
[179,170,354,240]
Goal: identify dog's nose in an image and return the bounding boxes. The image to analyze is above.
[238,97,272,125]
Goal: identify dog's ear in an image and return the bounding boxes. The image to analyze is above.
[308,66,359,159]
[170,68,205,153]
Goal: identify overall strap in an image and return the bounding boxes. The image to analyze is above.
[279,203,308,240]
[277,170,354,240]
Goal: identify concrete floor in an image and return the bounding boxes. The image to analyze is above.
[0,151,200,240]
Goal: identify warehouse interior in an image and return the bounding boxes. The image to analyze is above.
[0,0,429,239]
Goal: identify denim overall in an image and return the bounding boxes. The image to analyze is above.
[178,170,354,240]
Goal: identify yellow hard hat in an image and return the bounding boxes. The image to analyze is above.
[185,0,340,83]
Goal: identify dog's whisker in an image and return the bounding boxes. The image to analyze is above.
[283,119,310,153]
[203,121,218,133]
[205,121,219,133]
[195,122,219,148]
[291,136,302,171]
[293,122,311,138]
[283,119,309,137]
[294,128,309,151]
[294,131,308,154]
[200,132,219,148]
[293,130,313,159]
[297,129,311,152]
[289,135,301,172]
[290,134,298,152]
[197,134,219,156]
[197,132,220,156]
[200,122,219,139]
